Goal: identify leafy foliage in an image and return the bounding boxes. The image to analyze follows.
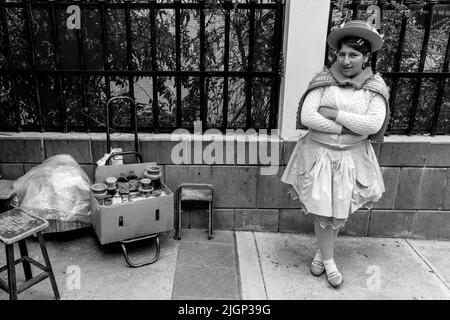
[329,0,450,134]
[0,0,449,134]
[0,0,278,132]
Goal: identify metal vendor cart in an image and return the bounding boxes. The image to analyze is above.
[91,96,174,268]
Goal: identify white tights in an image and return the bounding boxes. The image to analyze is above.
[314,220,340,275]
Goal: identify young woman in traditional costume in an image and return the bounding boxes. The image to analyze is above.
[281,20,390,288]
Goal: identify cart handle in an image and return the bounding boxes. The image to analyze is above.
[120,234,160,268]
[105,96,139,154]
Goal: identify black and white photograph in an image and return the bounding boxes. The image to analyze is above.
[0,0,449,307]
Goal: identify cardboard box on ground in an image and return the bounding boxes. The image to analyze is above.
[92,162,174,245]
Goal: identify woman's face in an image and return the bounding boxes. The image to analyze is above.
[336,44,369,77]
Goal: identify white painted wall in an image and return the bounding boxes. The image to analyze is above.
[278,0,331,140]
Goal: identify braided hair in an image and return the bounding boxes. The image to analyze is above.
[338,36,371,55]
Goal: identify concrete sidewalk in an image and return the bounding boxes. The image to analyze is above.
[0,228,449,300]
[237,232,450,300]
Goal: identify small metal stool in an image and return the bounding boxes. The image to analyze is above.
[0,208,60,300]
[174,183,214,240]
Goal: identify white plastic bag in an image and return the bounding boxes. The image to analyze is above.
[13,154,98,223]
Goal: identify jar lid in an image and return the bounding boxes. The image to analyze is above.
[146,172,162,179]
[147,166,161,175]
[139,186,154,193]
[106,177,117,184]
[91,183,107,193]
[144,166,162,179]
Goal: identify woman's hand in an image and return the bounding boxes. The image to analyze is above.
[341,126,361,136]
[318,106,338,121]
[317,106,360,136]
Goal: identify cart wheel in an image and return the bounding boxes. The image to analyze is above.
[120,233,160,268]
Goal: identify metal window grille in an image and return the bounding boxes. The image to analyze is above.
[0,0,285,133]
[326,0,450,136]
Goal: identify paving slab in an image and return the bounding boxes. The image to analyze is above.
[242,232,450,300]
[177,241,236,269]
[407,239,450,290]
[0,228,179,300]
[171,229,240,300]
[179,228,234,245]
[172,265,240,300]
[235,232,267,300]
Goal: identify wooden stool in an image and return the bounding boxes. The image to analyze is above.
[0,208,60,300]
[174,183,214,240]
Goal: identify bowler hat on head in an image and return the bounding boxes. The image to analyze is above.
[327,20,383,53]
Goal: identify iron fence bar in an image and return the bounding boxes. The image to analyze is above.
[342,1,450,9]
[0,0,285,133]
[20,2,280,11]
[1,1,21,132]
[431,29,450,135]
[352,0,361,20]
[407,2,435,135]
[269,0,283,129]
[150,0,159,132]
[0,124,102,133]
[25,0,44,132]
[0,1,13,70]
[246,0,256,129]
[100,0,112,131]
[381,72,450,78]
[0,123,278,133]
[124,0,136,138]
[0,123,280,133]
[49,0,68,132]
[0,124,40,132]
[387,10,412,132]
[370,0,386,73]
[324,0,334,67]
[222,0,231,131]
[2,69,279,77]
[175,0,182,128]
[75,4,89,132]
[199,0,206,126]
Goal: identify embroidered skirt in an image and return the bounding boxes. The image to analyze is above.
[281,132,384,229]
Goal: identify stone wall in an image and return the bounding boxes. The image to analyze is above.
[0,133,449,240]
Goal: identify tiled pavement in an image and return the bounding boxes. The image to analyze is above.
[237,232,450,300]
[0,227,449,300]
[171,229,241,300]
[0,228,179,300]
